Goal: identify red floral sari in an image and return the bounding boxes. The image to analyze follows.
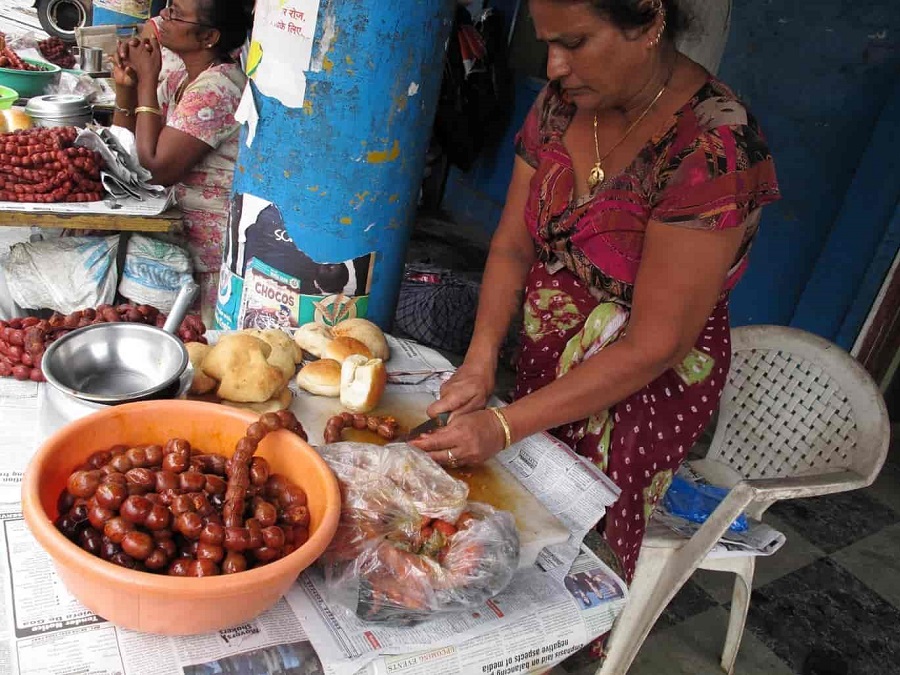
[513,76,780,587]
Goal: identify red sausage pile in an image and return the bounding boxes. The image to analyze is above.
[0,304,207,382]
[55,411,312,577]
[38,37,76,69]
[0,43,39,71]
[0,127,104,203]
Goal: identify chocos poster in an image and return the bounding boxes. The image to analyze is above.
[215,193,375,330]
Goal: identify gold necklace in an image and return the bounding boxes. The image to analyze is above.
[587,83,667,190]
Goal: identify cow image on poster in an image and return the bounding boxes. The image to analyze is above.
[225,193,374,296]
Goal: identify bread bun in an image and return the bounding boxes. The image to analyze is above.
[340,355,386,413]
[295,358,342,397]
[221,387,293,413]
[331,318,390,361]
[324,336,372,363]
[293,322,333,359]
[185,342,217,395]
[0,108,33,134]
[201,334,284,403]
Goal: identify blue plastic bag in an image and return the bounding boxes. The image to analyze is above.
[662,474,748,533]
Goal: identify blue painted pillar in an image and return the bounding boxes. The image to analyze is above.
[215,0,456,332]
[92,1,150,26]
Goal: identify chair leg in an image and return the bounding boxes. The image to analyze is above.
[598,549,675,675]
[719,556,755,675]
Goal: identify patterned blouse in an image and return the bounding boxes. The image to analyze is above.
[515,76,781,306]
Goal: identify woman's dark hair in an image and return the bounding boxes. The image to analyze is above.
[584,0,689,41]
[196,0,255,59]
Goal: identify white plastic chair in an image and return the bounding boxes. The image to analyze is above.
[597,325,890,675]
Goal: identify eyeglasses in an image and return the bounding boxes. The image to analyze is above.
[161,1,215,28]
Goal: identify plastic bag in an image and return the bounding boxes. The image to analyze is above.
[118,235,194,313]
[662,473,748,533]
[2,235,118,314]
[318,442,520,625]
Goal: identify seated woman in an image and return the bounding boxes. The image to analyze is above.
[412,0,779,659]
[112,0,254,324]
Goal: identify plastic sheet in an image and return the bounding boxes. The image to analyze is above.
[662,473,748,533]
[318,442,519,625]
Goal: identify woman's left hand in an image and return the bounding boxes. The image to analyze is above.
[128,37,162,84]
[410,409,507,468]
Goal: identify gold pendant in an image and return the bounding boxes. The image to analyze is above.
[588,163,604,190]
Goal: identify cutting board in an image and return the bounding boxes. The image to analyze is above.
[290,389,571,568]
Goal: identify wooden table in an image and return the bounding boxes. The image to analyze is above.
[0,207,182,232]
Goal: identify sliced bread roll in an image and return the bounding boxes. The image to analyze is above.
[295,358,342,397]
[331,318,390,361]
[339,355,386,413]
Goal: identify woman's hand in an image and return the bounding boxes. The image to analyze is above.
[410,408,506,468]
[426,360,496,419]
[128,37,162,84]
[112,38,139,89]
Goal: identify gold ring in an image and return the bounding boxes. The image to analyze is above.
[446,449,458,468]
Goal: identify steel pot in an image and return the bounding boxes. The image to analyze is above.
[25,94,92,128]
[41,282,199,405]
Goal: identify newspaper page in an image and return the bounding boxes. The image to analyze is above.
[495,428,621,583]
[0,501,328,675]
[0,501,625,675]
[310,547,627,675]
[0,380,40,504]
[650,510,786,558]
[290,566,564,675]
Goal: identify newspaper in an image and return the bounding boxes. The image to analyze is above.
[494,429,621,582]
[0,380,39,504]
[297,547,627,675]
[651,510,786,558]
[0,335,628,675]
[0,498,626,675]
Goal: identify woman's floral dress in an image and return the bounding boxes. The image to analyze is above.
[514,77,780,591]
[158,62,245,324]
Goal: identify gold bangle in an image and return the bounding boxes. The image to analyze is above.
[488,406,512,450]
[114,106,133,117]
[134,105,162,116]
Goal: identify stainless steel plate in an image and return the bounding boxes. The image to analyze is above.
[42,322,189,404]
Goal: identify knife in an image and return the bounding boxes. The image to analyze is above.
[400,412,450,442]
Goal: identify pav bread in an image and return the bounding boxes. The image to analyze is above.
[294,322,334,359]
[295,359,342,397]
[200,334,285,403]
[324,336,371,364]
[331,318,390,361]
[242,328,299,386]
[339,354,386,413]
[185,342,217,394]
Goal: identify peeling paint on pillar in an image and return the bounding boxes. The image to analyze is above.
[230,0,455,329]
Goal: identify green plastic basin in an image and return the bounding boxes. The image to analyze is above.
[0,85,17,110]
[0,58,61,99]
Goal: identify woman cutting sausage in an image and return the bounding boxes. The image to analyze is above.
[412,0,780,617]
[111,0,254,323]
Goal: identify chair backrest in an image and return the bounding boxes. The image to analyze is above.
[707,325,889,485]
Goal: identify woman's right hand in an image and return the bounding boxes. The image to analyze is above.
[426,359,496,418]
[112,38,139,89]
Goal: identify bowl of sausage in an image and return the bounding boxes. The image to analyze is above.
[21,400,341,635]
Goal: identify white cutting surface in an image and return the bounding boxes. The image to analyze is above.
[290,388,571,568]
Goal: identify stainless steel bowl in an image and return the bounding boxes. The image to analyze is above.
[40,281,199,405]
[42,322,189,404]
[25,94,93,128]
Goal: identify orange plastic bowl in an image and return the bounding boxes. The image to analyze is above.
[21,400,340,635]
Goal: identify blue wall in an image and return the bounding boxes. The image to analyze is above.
[720,0,900,333]
[443,0,900,348]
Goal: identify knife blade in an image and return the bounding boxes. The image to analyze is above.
[400,412,450,442]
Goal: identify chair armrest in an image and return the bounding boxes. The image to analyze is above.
[744,470,867,502]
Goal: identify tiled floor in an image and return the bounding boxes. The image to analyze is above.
[550,432,900,675]
[408,214,900,675]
